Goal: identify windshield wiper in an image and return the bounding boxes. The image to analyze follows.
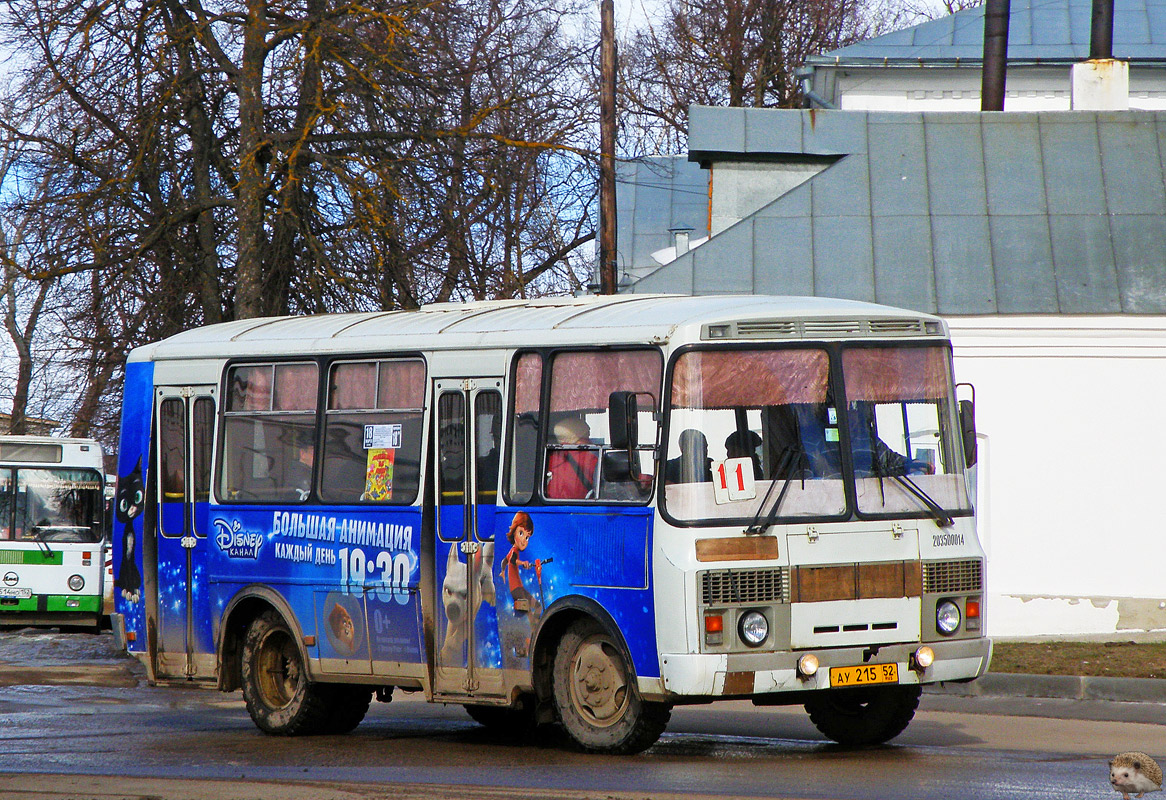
[888,473,954,528]
[744,446,802,535]
[864,421,953,528]
[31,526,54,556]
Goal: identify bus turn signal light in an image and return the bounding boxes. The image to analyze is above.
[965,598,982,631]
[704,614,724,646]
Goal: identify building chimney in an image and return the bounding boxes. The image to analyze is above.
[1090,0,1114,59]
[980,0,1011,111]
[1071,0,1128,109]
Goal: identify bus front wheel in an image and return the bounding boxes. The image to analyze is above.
[551,619,670,754]
[241,609,330,735]
[804,684,921,746]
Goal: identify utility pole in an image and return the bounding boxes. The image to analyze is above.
[598,0,618,295]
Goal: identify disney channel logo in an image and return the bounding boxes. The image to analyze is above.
[214,518,264,559]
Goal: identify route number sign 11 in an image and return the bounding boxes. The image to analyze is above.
[712,457,757,504]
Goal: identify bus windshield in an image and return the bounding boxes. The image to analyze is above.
[0,468,105,543]
[663,344,971,525]
[842,345,970,520]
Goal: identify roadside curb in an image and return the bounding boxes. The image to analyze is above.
[924,672,1166,704]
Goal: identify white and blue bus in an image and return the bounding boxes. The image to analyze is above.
[112,294,989,753]
[0,436,108,628]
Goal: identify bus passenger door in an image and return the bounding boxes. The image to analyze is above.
[433,378,505,699]
[154,386,217,680]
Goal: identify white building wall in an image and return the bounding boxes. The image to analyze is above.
[828,66,1166,111]
[948,316,1166,636]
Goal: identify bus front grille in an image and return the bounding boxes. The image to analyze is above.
[700,567,790,606]
[923,559,983,594]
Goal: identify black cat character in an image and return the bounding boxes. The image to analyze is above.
[113,458,144,603]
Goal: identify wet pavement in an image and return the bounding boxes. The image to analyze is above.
[1,629,1164,800]
[0,627,141,688]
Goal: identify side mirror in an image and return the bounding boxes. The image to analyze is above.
[608,391,640,480]
[608,391,639,450]
[958,397,977,468]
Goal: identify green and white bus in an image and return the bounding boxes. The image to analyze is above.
[0,436,108,628]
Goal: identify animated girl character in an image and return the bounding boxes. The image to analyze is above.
[499,512,548,656]
[501,512,536,612]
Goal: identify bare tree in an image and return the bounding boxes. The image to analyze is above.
[620,0,890,153]
[0,0,602,441]
[0,114,67,434]
[897,0,981,22]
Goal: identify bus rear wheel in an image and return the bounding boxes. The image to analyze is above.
[804,684,921,746]
[551,619,670,754]
[241,609,330,735]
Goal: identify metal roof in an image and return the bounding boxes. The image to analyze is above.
[806,0,1166,65]
[632,106,1166,315]
[130,294,941,362]
[616,156,710,274]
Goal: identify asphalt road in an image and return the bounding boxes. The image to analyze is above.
[1,629,1163,800]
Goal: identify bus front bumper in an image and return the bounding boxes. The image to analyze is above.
[648,637,992,700]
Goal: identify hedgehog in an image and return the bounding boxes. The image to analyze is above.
[1110,752,1163,800]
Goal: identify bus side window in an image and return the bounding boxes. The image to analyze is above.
[159,398,186,501]
[0,468,11,539]
[438,393,466,505]
[320,358,425,504]
[543,349,661,504]
[506,352,543,505]
[219,363,318,502]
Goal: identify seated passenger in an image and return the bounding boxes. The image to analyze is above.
[725,429,763,479]
[665,429,712,484]
[285,437,315,500]
[546,418,598,500]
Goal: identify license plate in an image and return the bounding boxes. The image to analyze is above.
[829,663,898,687]
[0,587,32,599]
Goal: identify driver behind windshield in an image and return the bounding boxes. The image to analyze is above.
[846,402,931,478]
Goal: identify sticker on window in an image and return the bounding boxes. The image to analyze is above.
[712,457,757,504]
[363,448,396,501]
[363,424,403,450]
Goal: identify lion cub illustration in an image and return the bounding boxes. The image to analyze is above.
[328,601,357,654]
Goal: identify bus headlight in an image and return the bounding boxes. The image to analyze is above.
[936,600,961,635]
[738,610,769,647]
[68,574,85,592]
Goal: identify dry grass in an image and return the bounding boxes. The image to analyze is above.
[990,641,1166,679]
